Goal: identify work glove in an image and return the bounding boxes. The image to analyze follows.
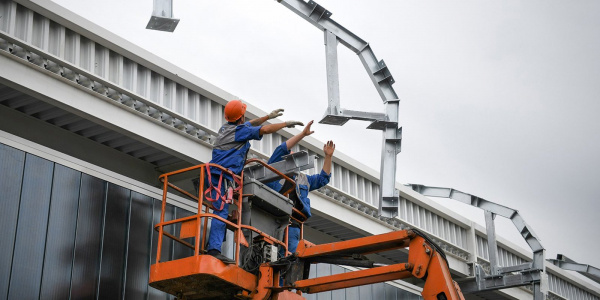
[285,120,304,128]
[268,108,284,119]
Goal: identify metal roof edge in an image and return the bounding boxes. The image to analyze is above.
[17,0,237,105]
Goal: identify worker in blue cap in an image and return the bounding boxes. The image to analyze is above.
[206,100,304,263]
[265,120,335,256]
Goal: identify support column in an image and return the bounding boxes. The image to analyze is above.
[324,30,340,116]
[484,211,499,275]
[379,100,400,217]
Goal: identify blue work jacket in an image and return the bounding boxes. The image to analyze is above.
[210,121,262,180]
[266,142,331,219]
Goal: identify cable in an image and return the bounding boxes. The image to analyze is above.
[410,228,450,268]
[240,233,267,274]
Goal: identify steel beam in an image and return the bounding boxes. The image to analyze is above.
[409,184,547,298]
[484,211,500,275]
[499,263,533,274]
[458,264,543,294]
[549,254,600,284]
[408,185,543,254]
[324,30,340,117]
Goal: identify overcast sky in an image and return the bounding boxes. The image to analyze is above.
[52,0,600,269]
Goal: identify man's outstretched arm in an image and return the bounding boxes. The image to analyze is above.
[249,108,284,126]
[322,140,335,175]
[307,140,336,190]
[259,120,304,135]
[285,120,314,150]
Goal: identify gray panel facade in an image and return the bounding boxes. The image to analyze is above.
[0,143,175,300]
[0,141,419,299]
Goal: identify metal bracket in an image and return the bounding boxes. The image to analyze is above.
[146,0,180,32]
[385,127,402,154]
[319,108,396,130]
[380,190,400,218]
[306,0,332,23]
[243,151,315,184]
[458,264,545,294]
[372,59,395,85]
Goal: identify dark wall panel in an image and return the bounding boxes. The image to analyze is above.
[384,283,397,300]
[316,264,332,300]
[40,164,82,300]
[331,265,345,300]
[8,154,54,300]
[304,264,318,300]
[71,174,106,300]
[125,191,154,300]
[0,144,25,299]
[98,183,131,300]
[359,284,372,299]
[398,289,422,300]
[345,286,359,300]
[372,283,385,299]
[149,199,174,300]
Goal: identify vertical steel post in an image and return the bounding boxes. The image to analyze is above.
[152,0,174,18]
[484,211,499,275]
[466,222,478,268]
[379,101,401,217]
[324,30,340,116]
[533,248,547,300]
[357,47,401,218]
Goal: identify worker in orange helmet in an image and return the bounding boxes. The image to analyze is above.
[206,99,304,263]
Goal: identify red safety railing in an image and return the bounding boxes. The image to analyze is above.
[154,160,300,265]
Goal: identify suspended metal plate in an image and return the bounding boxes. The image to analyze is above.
[366,120,397,130]
[319,114,350,126]
[146,16,180,32]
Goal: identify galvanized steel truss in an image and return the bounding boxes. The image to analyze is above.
[548,254,600,285]
[275,0,402,218]
[409,184,547,299]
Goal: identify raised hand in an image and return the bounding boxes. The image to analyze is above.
[323,140,335,157]
[302,120,315,137]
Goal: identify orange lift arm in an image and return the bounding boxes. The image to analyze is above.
[149,161,465,300]
[268,229,465,300]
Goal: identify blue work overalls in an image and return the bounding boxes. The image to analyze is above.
[265,142,331,255]
[207,121,262,253]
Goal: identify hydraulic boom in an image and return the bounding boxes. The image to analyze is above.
[149,161,465,300]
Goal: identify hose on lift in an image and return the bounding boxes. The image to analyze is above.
[410,228,450,268]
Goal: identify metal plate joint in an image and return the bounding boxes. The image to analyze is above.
[307,0,332,23]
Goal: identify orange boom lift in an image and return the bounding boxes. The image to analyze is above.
[148,161,465,300]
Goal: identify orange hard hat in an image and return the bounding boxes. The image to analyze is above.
[224,100,247,122]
